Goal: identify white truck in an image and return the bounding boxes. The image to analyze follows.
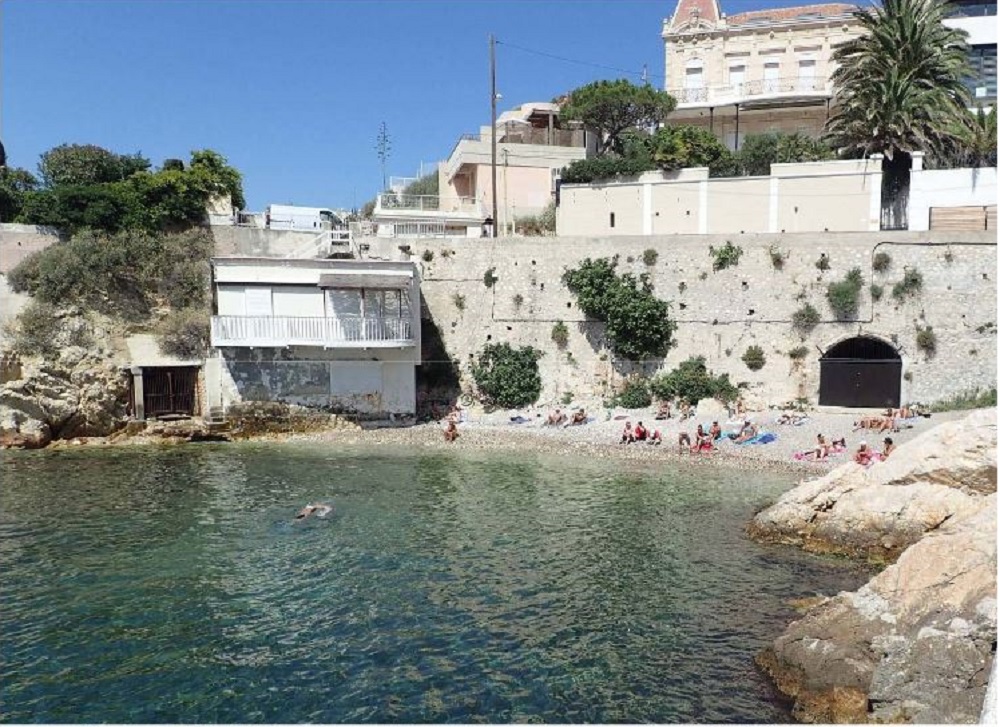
[265,204,340,232]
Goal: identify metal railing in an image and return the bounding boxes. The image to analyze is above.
[671,77,830,105]
[211,315,413,347]
[287,229,356,259]
[376,193,481,216]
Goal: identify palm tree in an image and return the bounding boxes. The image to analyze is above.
[825,0,972,229]
[954,106,997,168]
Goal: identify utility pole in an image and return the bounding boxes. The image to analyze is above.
[490,33,498,238]
[375,121,391,192]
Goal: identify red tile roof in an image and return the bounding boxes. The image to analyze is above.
[671,0,722,27]
[727,3,858,26]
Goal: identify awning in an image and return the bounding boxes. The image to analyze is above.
[318,272,412,289]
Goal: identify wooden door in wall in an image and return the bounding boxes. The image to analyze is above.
[144,367,198,418]
[818,337,901,408]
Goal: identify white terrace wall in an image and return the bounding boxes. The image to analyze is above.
[557,160,881,237]
[404,231,997,409]
[908,165,998,232]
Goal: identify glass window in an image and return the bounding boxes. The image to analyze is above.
[944,1,996,18]
[965,45,997,99]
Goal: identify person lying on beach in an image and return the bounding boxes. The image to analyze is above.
[881,436,896,459]
[565,409,587,427]
[620,421,635,444]
[546,408,567,426]
[295,502,333,520]
[854,415,895,433]
[776,410,808,426]
[444,419,460,442]
[654,401,672,420]
[854,441,873,466]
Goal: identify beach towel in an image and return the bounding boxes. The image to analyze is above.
[509,415,530,424]
[737,432,776,446]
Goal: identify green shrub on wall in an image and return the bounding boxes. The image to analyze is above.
[710,241,743,271]
[892,269,924,301]
[613,378,653,409]
[873,251,891,272]
[741,344,766,371]
[471,343,542,409]
[562,256,676,360]
[649,356,738,405]
[642,248,658,266]
[916,326,937,356]
[791,303,821,335]
[826,267,864,320]
[551,320,569,348]
[788,345,809,360]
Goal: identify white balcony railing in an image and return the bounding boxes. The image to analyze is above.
[211,315,414,348]
[375,193,482,217]
[671,77,831,106]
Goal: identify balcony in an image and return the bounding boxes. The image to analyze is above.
[374,193,483,220]
[670,77,833,109]
[211,315,414,348]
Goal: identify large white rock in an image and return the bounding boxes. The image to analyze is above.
[749,409,997,559]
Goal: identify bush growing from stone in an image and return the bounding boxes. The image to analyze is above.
[471,343,542,409]
[873,251,891,272]
[870,284,884,302]
[157,308,211,359]
[563,256,676,360]
[649,356,738,405]
[791,303,821,334]
[710,241,742,271]
[551,320,569,348]
[6,300,62,358]
[741,344,766,371]
[826,267,864,320]
[642,248,658,266]
[613,378,652,409]
[788,345,809,359]
[892,268,924,301]
[916,326,937,356]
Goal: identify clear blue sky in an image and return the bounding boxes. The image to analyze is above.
[1,0,831,211]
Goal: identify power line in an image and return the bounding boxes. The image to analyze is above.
[496,39,667,84]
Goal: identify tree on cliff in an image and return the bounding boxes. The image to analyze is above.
[559,79,676,157]
[825,0,972,228]
[0,166,38,222]
[38,144,150,188]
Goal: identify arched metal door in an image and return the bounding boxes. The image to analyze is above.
[819,336,901,408]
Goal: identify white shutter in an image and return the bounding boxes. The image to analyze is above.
[244,287,273,316]
[326,289,361,318]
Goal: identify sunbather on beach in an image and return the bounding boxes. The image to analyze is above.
[709,421,722,440]
[678,431,691,453]
[854,441,873,466]
[654,401,672,420]
[647,429,663,445]
[733,420,757,444]
[634,421,649,442]
[881,436,896,459]
[546,408,567,426]
[566,409,587,426]
[620,421,635,444]
[444,419,460,442]
[693,424,715,453]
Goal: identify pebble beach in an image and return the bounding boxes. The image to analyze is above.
[286,402,973,476]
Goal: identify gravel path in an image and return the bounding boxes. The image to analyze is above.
[283,401,978,476]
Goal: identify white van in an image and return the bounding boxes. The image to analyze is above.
[265,205,340,232]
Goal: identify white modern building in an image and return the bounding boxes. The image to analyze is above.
[207,257,421,418]
[943,0,997,105]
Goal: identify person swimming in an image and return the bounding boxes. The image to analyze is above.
[295,502,333,520]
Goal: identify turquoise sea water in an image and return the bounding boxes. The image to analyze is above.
[0,444,868,723]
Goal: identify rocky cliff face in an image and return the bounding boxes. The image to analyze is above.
[0,313,130,448]
[750,410,997,723]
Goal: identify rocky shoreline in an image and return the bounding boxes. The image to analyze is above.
[748,409,997,723]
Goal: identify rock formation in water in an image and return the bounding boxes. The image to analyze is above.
[0,312,130,448]
[750,409,997,723]
[748,408,996,562]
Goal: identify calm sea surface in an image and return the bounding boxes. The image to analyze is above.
[0,443,867,723]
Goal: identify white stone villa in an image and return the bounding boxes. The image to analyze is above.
[661,0,997,150]
[205,257,421,418]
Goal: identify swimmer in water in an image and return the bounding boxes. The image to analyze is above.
[295,502,333,520]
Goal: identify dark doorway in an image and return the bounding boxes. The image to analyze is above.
[144,367,198,418]
[819,336,901,408]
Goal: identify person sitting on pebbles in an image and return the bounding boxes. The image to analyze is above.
[565,408,587,427]
[546,408,567,426]
[444,418,460,443]
[854,441,873,466]
[620,421,635,444]
[677,431,691,453]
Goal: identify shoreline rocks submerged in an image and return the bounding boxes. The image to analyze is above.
[749,409,997,723]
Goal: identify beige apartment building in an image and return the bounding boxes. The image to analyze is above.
[662,0,862,150]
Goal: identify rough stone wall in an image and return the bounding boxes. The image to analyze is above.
[404,231,996,408]
[0,224,62,346]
